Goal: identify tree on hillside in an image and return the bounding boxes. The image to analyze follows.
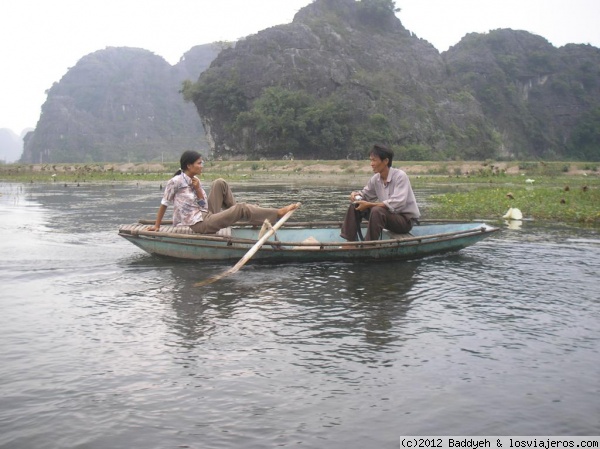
[233,87,352,159]
[357,0,400,26]
[568,107,600,161]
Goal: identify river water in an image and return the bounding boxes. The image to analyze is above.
[1,181,599,449]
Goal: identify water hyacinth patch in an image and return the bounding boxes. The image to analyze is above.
[427,183,599,225]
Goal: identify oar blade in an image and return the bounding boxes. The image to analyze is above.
[194,271,229,287]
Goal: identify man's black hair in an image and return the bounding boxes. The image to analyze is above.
[370,144,393,167]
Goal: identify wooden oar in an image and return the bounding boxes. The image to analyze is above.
[195,203,300,286]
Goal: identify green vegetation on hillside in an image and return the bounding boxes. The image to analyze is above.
[568,107,600,161]
[233,87,352,159]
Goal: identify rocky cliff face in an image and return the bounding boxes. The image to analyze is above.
[22,44,220,164]
[188,0,600,161]
[444,30,600,159]
[190,0,494,159]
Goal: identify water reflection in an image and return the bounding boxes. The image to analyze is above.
[504,219,523,230]
[165,264,244,347]
[334,261,419,347]
[162,259,421,369]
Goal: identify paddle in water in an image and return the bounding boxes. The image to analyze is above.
[195,202,301,286]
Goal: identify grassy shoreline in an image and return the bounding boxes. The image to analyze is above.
[1,159,598,180]
[1,160,598,225]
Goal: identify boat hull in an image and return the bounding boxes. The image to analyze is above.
[118,221,499,263]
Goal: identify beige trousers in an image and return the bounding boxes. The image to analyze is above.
[190,178,279,234]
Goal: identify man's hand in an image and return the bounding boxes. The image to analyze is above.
[355,200,387,212]
[350,191,362,202]
[354,200,369,211]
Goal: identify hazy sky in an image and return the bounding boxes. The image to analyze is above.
[1,0,599,134]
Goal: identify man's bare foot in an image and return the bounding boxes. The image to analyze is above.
[277,203,300,218]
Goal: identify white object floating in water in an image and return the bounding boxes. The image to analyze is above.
[525,178,535,184]
[503,207,523,220]
[506,220,523,230]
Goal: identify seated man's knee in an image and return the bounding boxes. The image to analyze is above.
[370,206,387,218]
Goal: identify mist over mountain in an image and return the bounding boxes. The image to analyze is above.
[0,128,25,163]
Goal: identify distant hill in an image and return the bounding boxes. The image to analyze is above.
[21,44,221,164]
[0,129,24,163]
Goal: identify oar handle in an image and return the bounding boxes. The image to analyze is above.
[195,202,301,286]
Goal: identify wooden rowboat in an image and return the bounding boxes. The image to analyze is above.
[118,220,499,262]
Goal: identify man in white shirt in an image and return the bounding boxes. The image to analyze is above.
[341,144,420,241]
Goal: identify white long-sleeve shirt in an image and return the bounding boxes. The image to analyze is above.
[361,167,420,218]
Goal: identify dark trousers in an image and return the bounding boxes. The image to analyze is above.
[340,205,412,241]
